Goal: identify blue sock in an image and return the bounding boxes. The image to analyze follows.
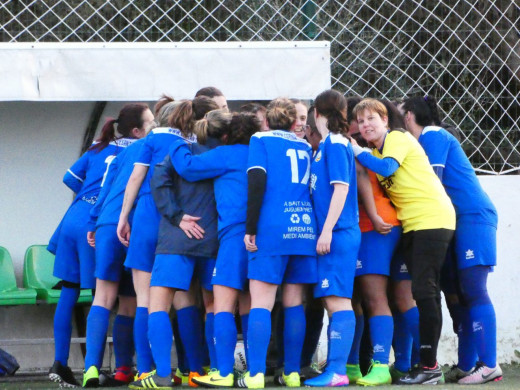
[214,312,237,376]
[205,313,217,369]
[347,315,363,365]
[454,305,477,371]
[113,314,134,368]
[148,311,172,378]
[369,315,393,364]
[470,304,497,367]
[240,314,249,367]
[392,312,412,372]
[284,305,305,374]
[84,305,110,369]
[275,308,284,368]
[247,308,271,376]
[326,321,331,363]
[134,307,153,373]
[177,306,204,374]
[301,304,324,367]
[54,286,80,365]
[403,307,420,365]
[326,310,355,375]
[172,316,189,372]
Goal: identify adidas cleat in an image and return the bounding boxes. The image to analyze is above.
[304,371,349,387]
[346,364,362,384]
[129,373,173,389]
[237,371,265,389]
[356,361,391,386]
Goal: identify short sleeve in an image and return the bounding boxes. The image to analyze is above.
[135,134,154,166]
[381,131,410,165]
[420,131,449,168]
[326,135,352,185]
[247,134,268,173]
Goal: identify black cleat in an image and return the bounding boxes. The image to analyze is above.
[397,363,444,385]
[49,360,80,388]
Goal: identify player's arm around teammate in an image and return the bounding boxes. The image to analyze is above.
[400,96,501,384]
[239,98,318,389]
[352,99,455,385]
[48,104,151,388]
[168,111,262,387]
[302,90,360,387]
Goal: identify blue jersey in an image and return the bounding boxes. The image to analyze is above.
[89,138,145,229]
[419,126,497,226]
[63,138,134,204]
[170,141,248,233]
[135,128,197,198]
[310,133,359,232]
[247,130,317,256]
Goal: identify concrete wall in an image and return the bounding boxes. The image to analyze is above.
[0,102,519,371]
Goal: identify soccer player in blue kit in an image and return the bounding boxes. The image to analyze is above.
[48,103,154,388]
[400,96,502,384]
[304,90,361,387]
[163,111,262,387]
[238,98,318,389]
[117,97,218,379]
[82,103,154,387]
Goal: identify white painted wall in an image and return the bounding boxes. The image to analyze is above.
[0,102,519,369]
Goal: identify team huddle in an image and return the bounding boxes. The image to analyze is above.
[46,87,500,389]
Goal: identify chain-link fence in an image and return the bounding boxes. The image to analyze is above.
[1,0,519,173]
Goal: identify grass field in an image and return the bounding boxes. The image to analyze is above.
[1,365,519,390]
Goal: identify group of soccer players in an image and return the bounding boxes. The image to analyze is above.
[46,86,501,389]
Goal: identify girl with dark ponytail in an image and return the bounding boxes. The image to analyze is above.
[162,111,261,387]
[117,96,218,384]
[304,89,360,387]
[48,103,154,388]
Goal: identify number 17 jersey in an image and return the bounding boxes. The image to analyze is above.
[247,130,317,257]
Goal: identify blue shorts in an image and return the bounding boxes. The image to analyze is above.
[454,221,496,269]
[151,254,216,291]
[213,224,248,291]
[248,253,317,285]
[95,225,127,282]
[314,227,360,299]
[124,194,160,273]
[356,226,402,277]
[53,200,96,289]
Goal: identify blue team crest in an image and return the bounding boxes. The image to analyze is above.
[315,150,322,162]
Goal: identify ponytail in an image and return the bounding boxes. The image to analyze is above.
[91,118,117,151]
[169,97,219,138]
[193,117,210,145]
[90,103,150,152]
[314,89,350,137]
[193,110,232,145]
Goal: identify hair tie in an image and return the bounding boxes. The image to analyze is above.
[424,95,428,102]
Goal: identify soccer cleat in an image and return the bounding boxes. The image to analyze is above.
[237,371,265,389]
[189,372,203,387]
[274,367,284,386]
[174,368,190,386]
[135,370,156,382]
[129,373,173,389]
[49,360,80,388]
[304,371,349,387]
[356,361,392,386]
[389,364,407,383]
[346,364,362,384]
[300,364,322,380]
[397,363,444,385]
[192,372,234,388]
[444,364,471,383]
[280,372,300,387]
[458,362,503,385]
[82,366,100,388]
